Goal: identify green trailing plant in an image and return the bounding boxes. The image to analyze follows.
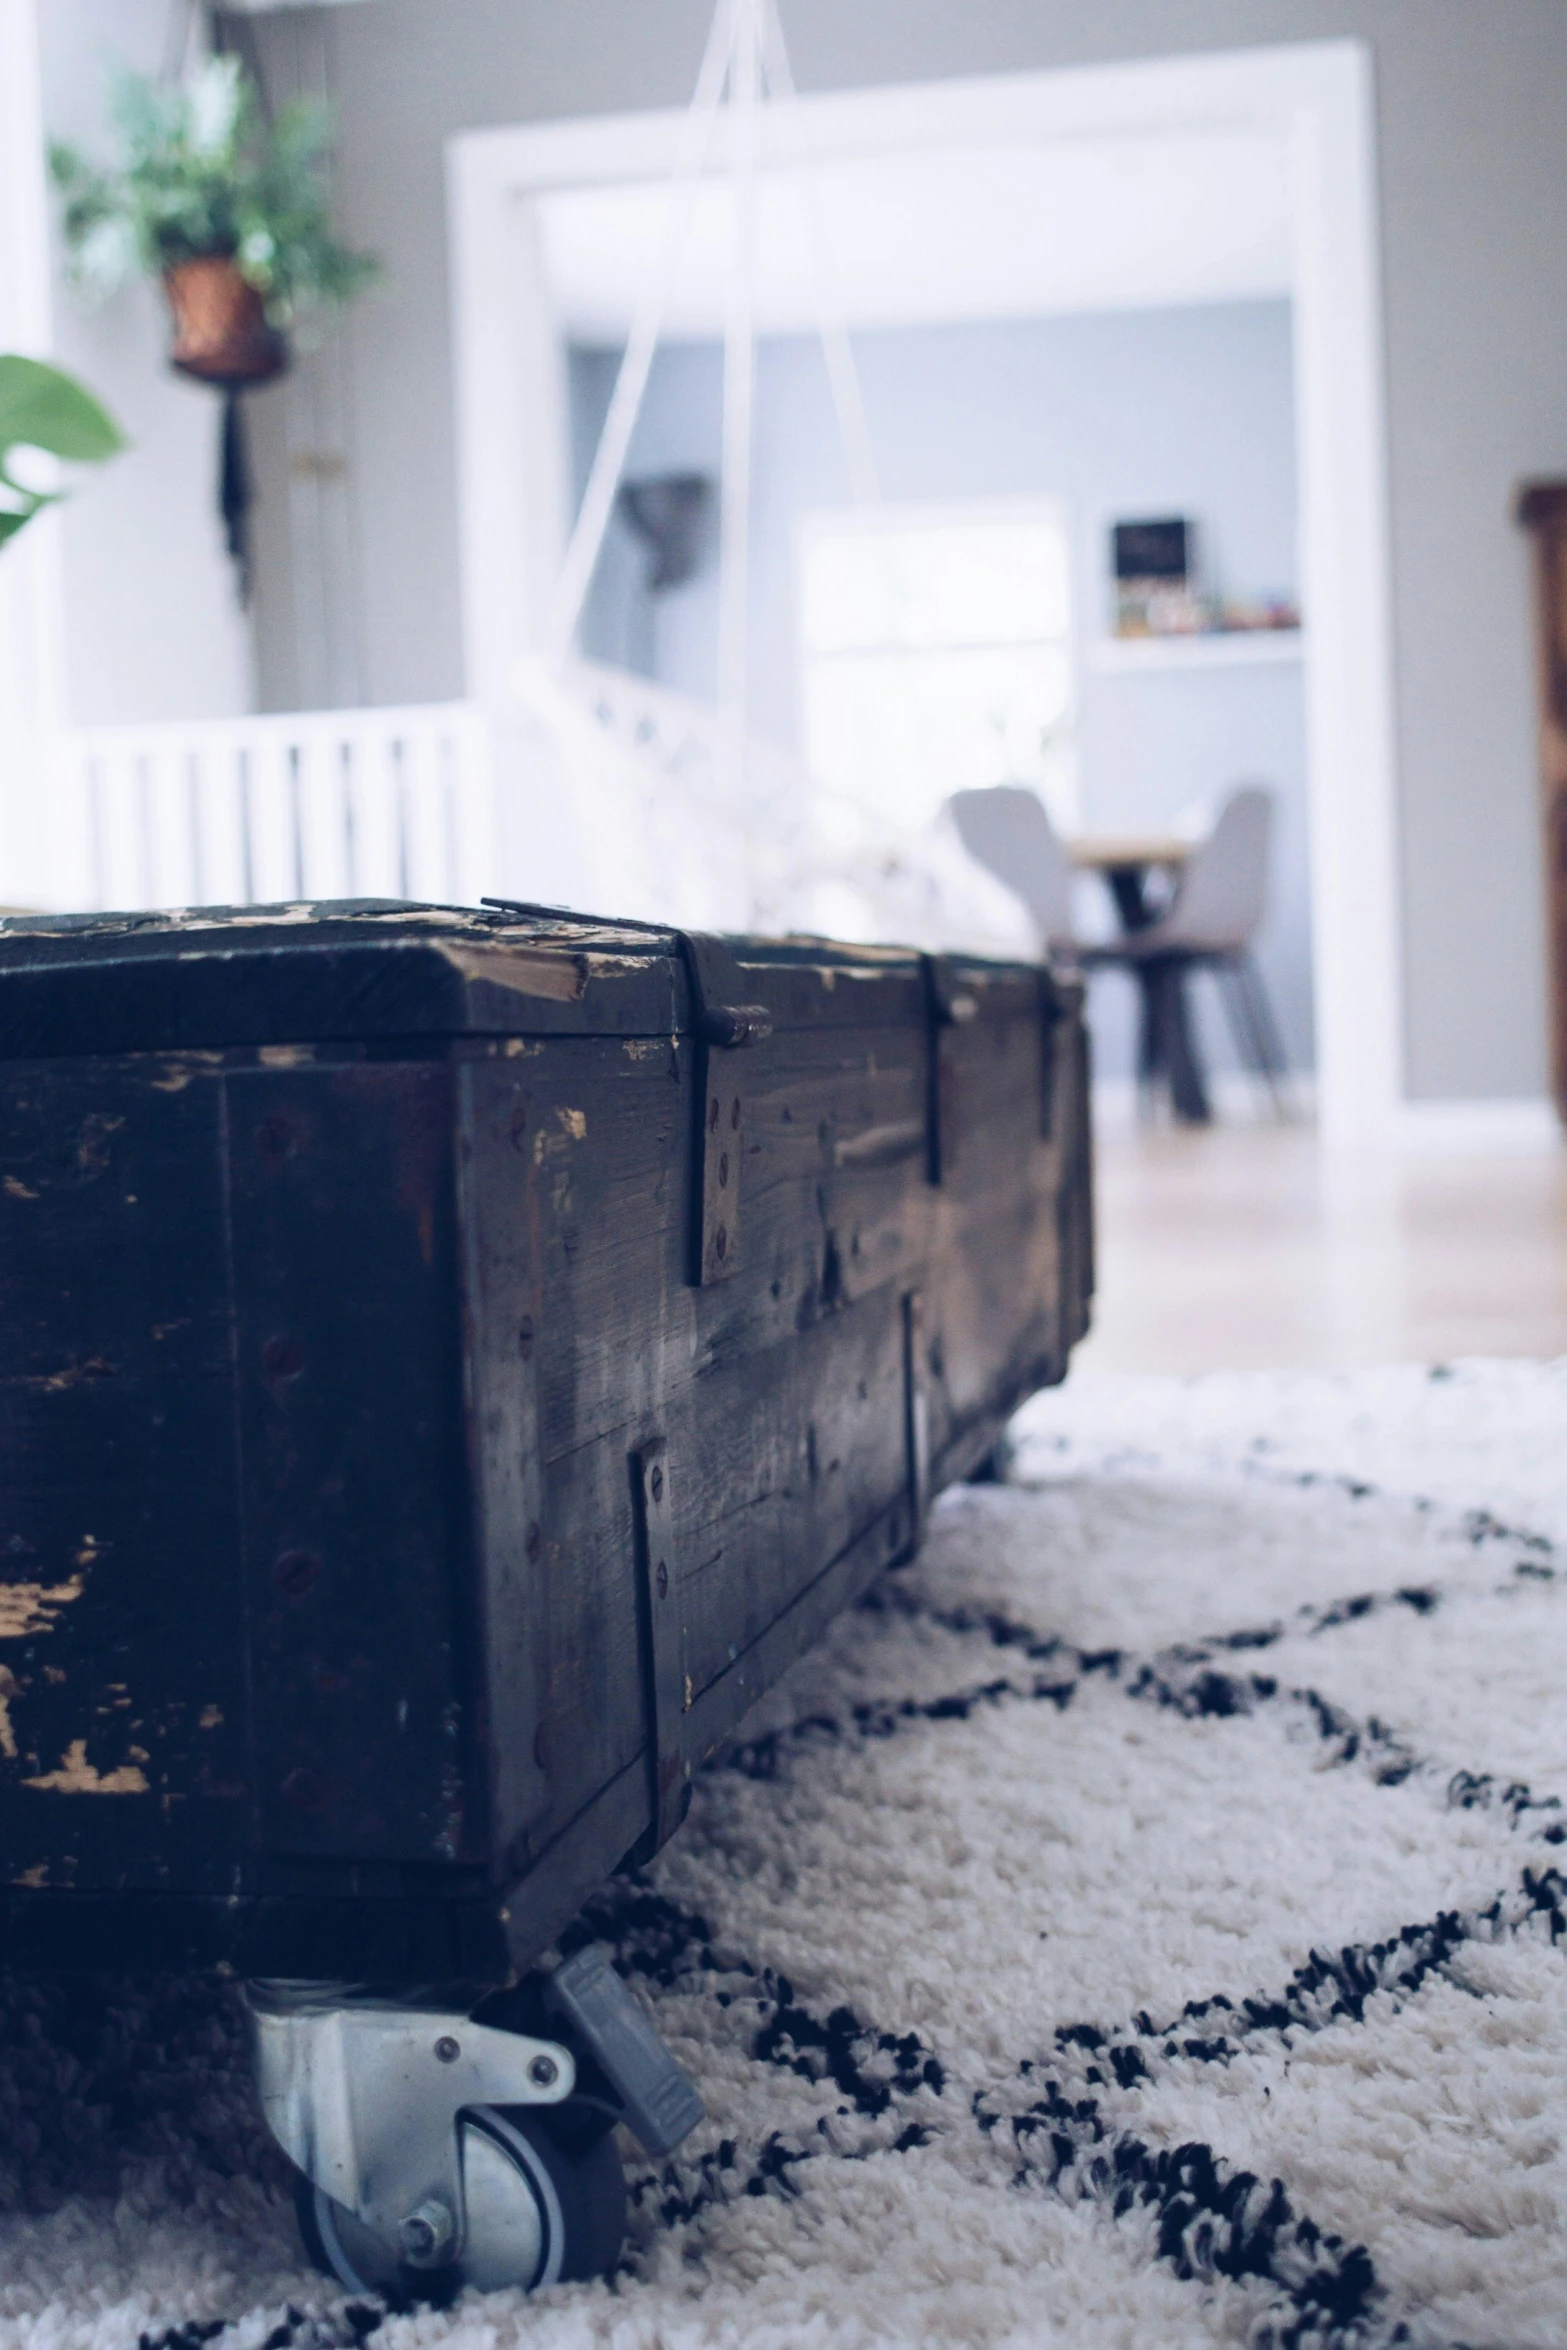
[49,54,377,330]
[0,355,124,549]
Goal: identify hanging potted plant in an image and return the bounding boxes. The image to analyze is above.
[49,55,377,387]
[49,55,376,592]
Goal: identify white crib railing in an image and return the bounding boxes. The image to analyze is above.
[24,673,1032,956]
[43,702,494,915]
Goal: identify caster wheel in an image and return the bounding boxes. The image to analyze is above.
[295,2105,627,2298]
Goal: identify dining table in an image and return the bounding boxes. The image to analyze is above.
[1064,831,1214,1123]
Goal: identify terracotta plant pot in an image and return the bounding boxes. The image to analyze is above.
[163,255,288,388]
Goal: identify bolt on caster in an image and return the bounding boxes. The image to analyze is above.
[249,1943,702,2297]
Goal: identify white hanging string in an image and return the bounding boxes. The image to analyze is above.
[540,0,740,670]
[716,0,760,741]
[754,0,879,507]
[537,0,882,788]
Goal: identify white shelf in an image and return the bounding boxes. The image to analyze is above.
[1089,630,1305,674]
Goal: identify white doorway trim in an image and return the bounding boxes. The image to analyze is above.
[447,38,1402,1147]
[0,0,67,757]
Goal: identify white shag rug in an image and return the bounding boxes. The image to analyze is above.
[4,1360,1567,2350]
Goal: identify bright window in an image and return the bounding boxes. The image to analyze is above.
[797,501,1077,834]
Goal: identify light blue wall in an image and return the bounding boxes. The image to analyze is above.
[571,298,1310,1080]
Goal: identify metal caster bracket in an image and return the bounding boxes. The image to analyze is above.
[249,1947,701,2274]
[249,1984,577,2268]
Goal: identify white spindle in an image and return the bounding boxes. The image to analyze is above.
[295,729,351,902]
[146,738,199,909]
[47,684,796,930]
[400,726,449,901]
[97,747,146,911]
[349,728,404,898]
[201,738,251,906]
[449,716,493,907]
[246,735,300,904]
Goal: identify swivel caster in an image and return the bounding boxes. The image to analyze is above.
[249,1944,700,2299]
[294,2104,627,2297]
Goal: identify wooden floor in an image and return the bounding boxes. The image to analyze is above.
[1075,1119,1567,1374]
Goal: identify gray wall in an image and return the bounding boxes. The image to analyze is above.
[245,0,1567,1103]
[572,302,1310,1082]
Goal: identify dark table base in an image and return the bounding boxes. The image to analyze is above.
[1098,861,1211,1125]
[1137,957,1211,1123]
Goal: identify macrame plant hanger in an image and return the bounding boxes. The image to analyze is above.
[526,0,879,812]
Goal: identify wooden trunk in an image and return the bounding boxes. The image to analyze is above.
[0,904,1092,1984]
[1515,480,1567,1127]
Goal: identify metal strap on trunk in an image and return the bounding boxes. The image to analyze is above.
[631,1438,691,1852]
[481,905,770,1287]
[1037,965,1067,1140]
[677,932,771,1286]
[920,953,979,1186]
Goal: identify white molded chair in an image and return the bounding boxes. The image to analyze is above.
[1122,785,1289,1113]
[945,785,1080,958]
[948,780,1290,1121]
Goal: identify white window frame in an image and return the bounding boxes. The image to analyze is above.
[794,496,1079,834]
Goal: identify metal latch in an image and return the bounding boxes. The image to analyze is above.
[677,932,772,1285]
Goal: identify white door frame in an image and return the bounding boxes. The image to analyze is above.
[447,38,1402,1146]
[0,0,67,749]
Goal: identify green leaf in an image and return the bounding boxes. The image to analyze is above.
[51,62,377,328]
[0,354,125,464]
[0,357,125,549]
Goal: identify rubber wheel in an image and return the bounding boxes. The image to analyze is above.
[294,2104,627,2298]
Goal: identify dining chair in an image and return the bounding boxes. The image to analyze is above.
[945,785,1081,957]
[1111,784,1290,1117]
[947,780,1290,1122]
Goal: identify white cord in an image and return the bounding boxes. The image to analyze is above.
[755,0,879,507]
[541,0,741,669]
[541,0,881,748]
[716,0,760,741]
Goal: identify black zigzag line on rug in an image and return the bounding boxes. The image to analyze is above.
[976,1862,1567,2350]
[1049,1860,1567,2084]
[577,1857,1567,2348]
[1237,1461,1558,1574]
[981,2111,1387,2350]
[726,1581,1567,1847]
[563,1879,1403,2348]
[919,1474,1559,1668]
[136,2302,384,2350]
[1019,1433,1560,1581]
